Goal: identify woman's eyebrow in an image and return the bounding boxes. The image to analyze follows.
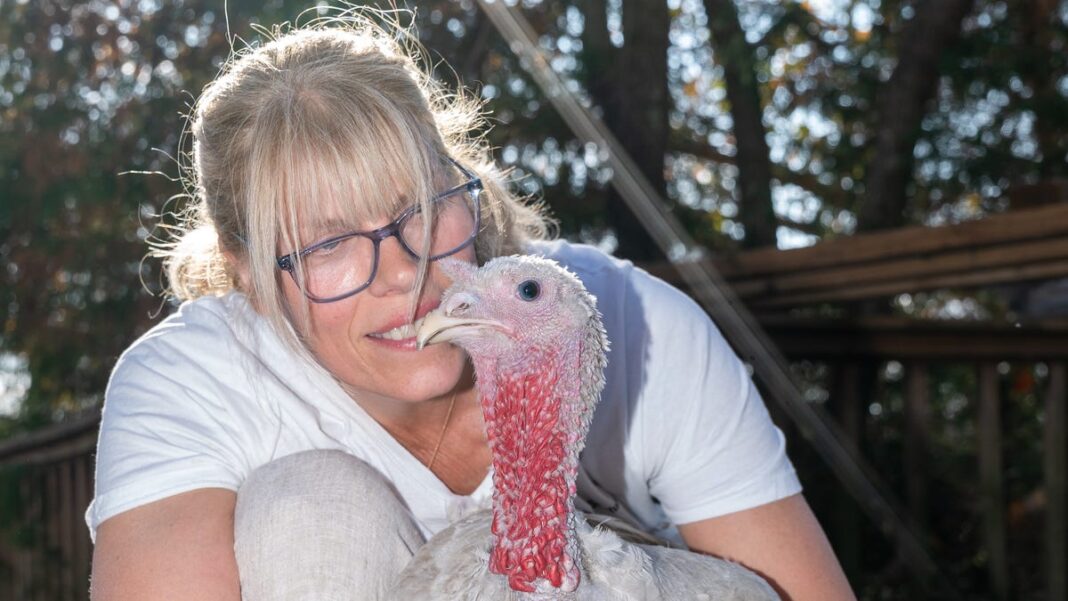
[301,191,417,242]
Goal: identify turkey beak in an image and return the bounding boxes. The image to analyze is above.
[416,312,507,349]
[417,312,467,349]
[416,292,509,349]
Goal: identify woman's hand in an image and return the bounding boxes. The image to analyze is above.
[678,493,857,601]
[91,488,241,601]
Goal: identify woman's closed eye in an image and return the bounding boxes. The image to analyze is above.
[308,238,345,257]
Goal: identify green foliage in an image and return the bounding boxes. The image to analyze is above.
[0,0,310,426]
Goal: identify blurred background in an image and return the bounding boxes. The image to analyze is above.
[1,0,1067,599]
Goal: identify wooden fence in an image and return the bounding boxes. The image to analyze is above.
[762,319,1068,600]
[650,203,1068,599]
[0,414,98,601]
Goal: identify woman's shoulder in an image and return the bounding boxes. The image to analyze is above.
[525,239,631,278]
[525,239,709,327]
[524,239,640,306]
[122,293,227,347]
[111,292,261,385]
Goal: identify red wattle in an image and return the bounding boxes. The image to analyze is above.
[480,347,578,592]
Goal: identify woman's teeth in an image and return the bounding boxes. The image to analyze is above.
[370,315,427,341]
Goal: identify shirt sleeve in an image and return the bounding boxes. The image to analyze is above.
[634,268,802,525]
[86,332,250,542]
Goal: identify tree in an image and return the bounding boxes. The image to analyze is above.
[858,0,977,231]
[3,0,1067,442]
[0,0,308,431]
[704,0,777,248]
[582,0,671,260]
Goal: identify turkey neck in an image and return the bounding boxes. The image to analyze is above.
[473,345,586,594]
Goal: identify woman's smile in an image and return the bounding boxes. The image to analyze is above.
[365,300,442,350]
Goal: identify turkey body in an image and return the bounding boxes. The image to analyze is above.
[389,509,780,601]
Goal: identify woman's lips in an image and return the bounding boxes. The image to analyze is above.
[365,335,420,351]
[365,301,440,350]
[367,314,427,341]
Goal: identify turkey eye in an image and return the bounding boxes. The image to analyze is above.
[517,280,541,301]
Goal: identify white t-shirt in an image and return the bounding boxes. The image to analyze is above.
[86,239,801,545]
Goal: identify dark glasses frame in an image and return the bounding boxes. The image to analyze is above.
[277,158,483,303]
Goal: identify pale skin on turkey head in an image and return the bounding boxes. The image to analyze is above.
[420,256,606,360]
[419,256,609,426]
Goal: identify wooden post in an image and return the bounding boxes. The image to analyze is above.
[20,472,36,601]
[905,362,930,531]
[830,361,863,580]
[14,476,29,601]
[1046,362,1067,601]
[978,362,1009,600]
[73,454,91,601]
[58,459,74,601]
[45,465,60,601]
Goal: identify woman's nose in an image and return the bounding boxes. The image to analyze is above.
[367,236,417,296]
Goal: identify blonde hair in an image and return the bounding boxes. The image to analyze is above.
[155,7,551,348]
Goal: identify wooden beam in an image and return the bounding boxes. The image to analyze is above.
[832,362,864,450]
[1046,362,1067,601]
[45,466,59,599]
[643,236,1068,307]
[830,362,864,580]
[18,477,31,601]
[714,203,1068,278]
[764,316,1068,360]
[750,258,1068,308]
[73,455,91,601]
[731,236,1068,298]
[0,411,100,465]
[59,460,74,601]
[978,363,1009,600]
[0,429,99,468]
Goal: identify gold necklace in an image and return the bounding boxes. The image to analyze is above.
[426,390,458,471]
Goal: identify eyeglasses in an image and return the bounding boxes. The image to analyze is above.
[277,159,482,303]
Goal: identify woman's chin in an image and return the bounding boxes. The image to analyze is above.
[367,343,469,403]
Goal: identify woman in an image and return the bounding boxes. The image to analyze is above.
[87,11,855,601]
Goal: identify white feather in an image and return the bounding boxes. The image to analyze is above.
[388,510,780,600]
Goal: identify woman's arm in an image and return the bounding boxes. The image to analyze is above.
[91,488,241,601]
[677,493,856,601]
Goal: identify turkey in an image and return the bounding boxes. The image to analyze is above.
[391,255,780,600]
